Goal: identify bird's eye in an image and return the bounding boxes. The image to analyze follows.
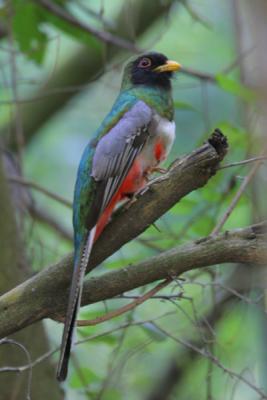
[138,57,152,69]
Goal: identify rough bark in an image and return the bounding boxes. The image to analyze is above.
[1,219,267,339]
[0,130,244,339]
[0,131,266,351]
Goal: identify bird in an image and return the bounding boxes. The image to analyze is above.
[56,52,181,381]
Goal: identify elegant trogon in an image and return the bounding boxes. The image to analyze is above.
[57,52,181,381]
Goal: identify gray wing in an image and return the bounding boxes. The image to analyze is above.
[91,100,152,213]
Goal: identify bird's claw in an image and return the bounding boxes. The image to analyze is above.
[152,166,168,174]
[145,166,168,176]
[124,195,138,209]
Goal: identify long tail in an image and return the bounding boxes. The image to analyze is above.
[56,227,96,381]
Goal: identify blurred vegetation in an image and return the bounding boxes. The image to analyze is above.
[0,0,266,399]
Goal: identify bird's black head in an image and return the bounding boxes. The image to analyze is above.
[128,52,181,90]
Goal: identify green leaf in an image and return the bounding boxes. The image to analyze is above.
[216,73,256,102]
[12,0,48,64]
[171,197,198,215]
[215,121,248,150]
[12,0,47,64]
[103,389,123,400]
[70,367,100,389]
[174,100,197,112]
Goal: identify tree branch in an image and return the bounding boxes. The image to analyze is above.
[3,0,175,148]
[212,143,267,235]
[0,130,231,337]
[37,0,141,53]
[78,220,267,308]
[1,220,267,338]
[8,175,72,208]
[76,279,171,326]
[28,205,73,242]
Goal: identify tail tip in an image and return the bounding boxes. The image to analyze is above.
[56,364,68,382]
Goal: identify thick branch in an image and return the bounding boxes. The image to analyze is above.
[0,131,229,337]
[1,221,267,337]
[80,221,267,305]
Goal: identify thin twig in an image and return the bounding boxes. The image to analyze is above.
[181,0,212,28]
[152,323,267,399]
[181,47,255,83]
[37,0,141,53]
[219,156,267,170]
[212,146,267,235]
[75,279,171,326]
[29,205,73,241]
[117,292,187,300]
[221,46,256,75]
[0,313,175,373]
[8,176,72,208]
[0,338,32,400]
[75,0,115,30]
[180,66,216,82]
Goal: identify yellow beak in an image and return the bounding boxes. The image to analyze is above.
[153,60,181,73]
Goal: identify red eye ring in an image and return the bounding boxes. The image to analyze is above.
[138,57,152,68]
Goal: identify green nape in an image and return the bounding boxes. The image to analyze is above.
[120,62,174,121]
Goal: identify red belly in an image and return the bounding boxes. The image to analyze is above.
[120,159,146,194]
[95,158,146,240]
[95,139,167,240]
[154,140,166,162]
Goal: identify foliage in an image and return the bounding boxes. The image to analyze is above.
[0,0,265,399]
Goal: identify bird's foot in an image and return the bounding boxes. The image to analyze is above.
[123,183,152,209]
[138,185,151,196]
[151,166,168,174]
[124,193,139,209]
